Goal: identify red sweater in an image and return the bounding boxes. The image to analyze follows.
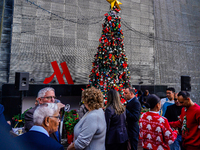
[169,103,200,149]
[139,111,178,150]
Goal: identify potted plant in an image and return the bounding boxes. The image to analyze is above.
[64,110,79,144]
[12,107,32,128]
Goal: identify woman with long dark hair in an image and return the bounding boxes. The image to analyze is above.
[105,89,128,150]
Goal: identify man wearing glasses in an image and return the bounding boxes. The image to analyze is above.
[16,103,64,150]
[25,87,64,143]
[169,91,200,150]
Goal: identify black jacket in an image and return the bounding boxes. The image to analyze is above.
[165,104,183,134]
[126,97,141,137]
[105,106,128,144]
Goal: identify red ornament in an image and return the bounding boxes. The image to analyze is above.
[109,54,112,59]
[107,16,112,21]
[121,98,126,104]
[104,101,107,105]
[104,38,108,43]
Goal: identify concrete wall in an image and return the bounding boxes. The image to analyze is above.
[154,0,200,102]
[0,0,13,87]
[8,0,155,85]
[0,0,199,102]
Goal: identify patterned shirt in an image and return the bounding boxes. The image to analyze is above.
[139,111,178,150]
[169,103,200,149]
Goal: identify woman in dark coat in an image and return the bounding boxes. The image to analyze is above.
[105,89,128,150]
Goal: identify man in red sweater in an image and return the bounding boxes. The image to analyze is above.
[169,91,200,150]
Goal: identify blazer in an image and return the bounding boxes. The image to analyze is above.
[24,106,60,142]
[0,104,11,132]
[15,130,64,150]
[105,106,128,144]
[74,108,106,150]
[126,97,141,137]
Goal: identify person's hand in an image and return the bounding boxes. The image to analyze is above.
[57,103,65,110]
[7,121,11,125]
[67,142,75,150]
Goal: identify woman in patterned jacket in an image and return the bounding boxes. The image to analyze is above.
[139,94,178,150]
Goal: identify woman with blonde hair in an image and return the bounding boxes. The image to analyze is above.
[105,89,128,150]
[67,87,106,150]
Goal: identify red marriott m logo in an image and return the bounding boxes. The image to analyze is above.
[43,61,74,84]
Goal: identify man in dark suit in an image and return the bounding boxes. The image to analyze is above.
[25,87,64,143]
[15,103,64,150]
[0,104,11,132]
[124,87,141,150]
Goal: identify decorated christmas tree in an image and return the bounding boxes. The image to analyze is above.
[87,0,131,104]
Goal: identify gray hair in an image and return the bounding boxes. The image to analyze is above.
[37,87,55,98]
[33,103,58,125]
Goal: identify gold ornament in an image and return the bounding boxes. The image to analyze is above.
[106,0,122,10]
[112,55,115,61]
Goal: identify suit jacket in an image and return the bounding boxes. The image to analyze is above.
[15,130,64,150]
[0,104,11,132]
[24,107,60,142]
[126,97,141,137]
[105,106,128,144]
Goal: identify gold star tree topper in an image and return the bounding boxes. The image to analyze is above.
[106,0,122,10]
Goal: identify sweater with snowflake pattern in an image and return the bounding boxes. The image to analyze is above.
[139,111,178,150]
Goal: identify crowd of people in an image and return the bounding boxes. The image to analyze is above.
[0,86,200,150]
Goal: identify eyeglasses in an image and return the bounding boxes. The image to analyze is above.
[49,115,60,120]
[174,98,178,101]
[41,96,56,100]
[179,101,184,104]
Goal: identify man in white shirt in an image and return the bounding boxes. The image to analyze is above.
[160,87,175,116]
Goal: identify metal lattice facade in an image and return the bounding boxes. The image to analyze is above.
[0,0,200,103]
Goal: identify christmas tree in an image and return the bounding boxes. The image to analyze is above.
[87,0,131,104]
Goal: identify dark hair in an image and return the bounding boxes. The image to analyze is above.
[145,94,161,109]
[138,90,143,96]
[144,90,149,95]
[166,87,175,93]
[177,91,190,99]
[127,87,135,95]
[106,89,125,115]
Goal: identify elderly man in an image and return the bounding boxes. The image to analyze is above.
[15,103,64,150]
[169,91,200,150]
[24,87,64,143]
[124,87,141,150]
